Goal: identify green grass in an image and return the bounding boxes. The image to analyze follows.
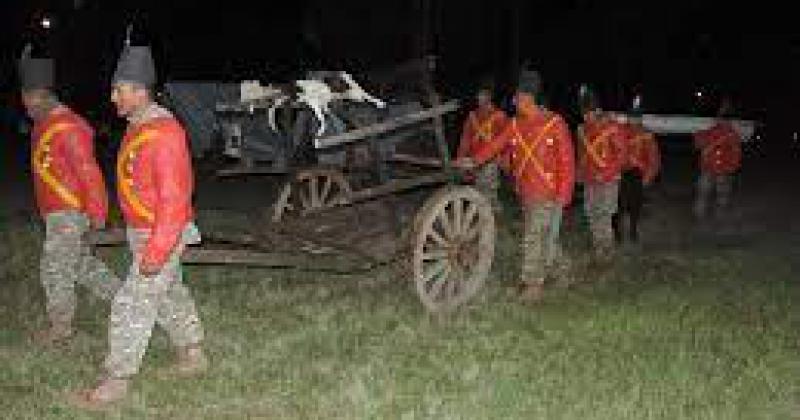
[0,212,797,420]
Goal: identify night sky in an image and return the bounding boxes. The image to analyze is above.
[1,1,795,136]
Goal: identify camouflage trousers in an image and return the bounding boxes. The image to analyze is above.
[474,162,501,211]
[584,181,620,258]
[40,211,121,328]
[103,224,204,379]
[694,173,733,219]
[520,202,566,281]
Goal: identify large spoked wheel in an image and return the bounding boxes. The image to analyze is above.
[272,168,353,222]
[411,185,495,313]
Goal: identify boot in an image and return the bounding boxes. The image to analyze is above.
[30,323,73,347]
[67,376,129,411]
[517,278,545,303]
[158,344,208,379]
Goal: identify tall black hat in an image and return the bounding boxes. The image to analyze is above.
[18,44,54,91]
[111,25,156,87]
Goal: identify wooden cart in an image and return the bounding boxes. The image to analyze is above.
[95,73,497,314]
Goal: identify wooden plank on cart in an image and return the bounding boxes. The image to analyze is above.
[313,100,460,149]
[87,228,375,273]
[349,172,452,202]
[181,248,374,273]
[388,153,446,168]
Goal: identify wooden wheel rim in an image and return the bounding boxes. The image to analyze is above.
[411,185,495,313]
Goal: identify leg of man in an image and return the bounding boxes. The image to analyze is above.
[584,183,599,241]
[543,203,568,279]
[68,258,168,408]
[154,254,206,377]
[69,227,205,408]
[102,260,169,380]
[104,226,205,378]
[76,222,122,302]
[35,211,83,343]
[626,170,644,242]
[476,162,501,212]
[694,173,713,220]
[715,174,733,217]
[600,181,620,256]
[586,182,619,260]
[519,204,549,301]
[612,171,632,245]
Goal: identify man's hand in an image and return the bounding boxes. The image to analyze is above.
[90,219,105,231]
[138,260,162,278]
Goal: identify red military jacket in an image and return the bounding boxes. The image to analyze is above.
[30,106,108,226]
[693,121,742,175]
[578,113,627,184]
[472,95,574,208]
[621,122,661,185]
[457,104,510,170]
[117,105,194,269]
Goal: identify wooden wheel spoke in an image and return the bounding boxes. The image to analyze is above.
[453,199,463,236]
[298,186,311,210]
[428,265,451,299]
[462,202,479,235]
[422,260,447,284]
[438,206,455,240]
[461,249,478,271]
[422,248,449,261]
[425,225,448,248]
[319,175,333,205]
[309,177,320,208]
[463,220,482,242]
[443,276,460,300]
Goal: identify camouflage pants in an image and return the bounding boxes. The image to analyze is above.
[694,173,733,219]
[40,211,121,328]
[103,224,204,379]
[520,202,565,281]
[475,162,501,211]
[584,181,620,257]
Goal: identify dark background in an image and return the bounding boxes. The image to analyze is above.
[0,1,795,144]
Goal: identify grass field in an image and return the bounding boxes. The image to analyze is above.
[0,202,797,420]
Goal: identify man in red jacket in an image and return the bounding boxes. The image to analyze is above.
[613,97,660,245]
[577,89,627,262]
[692,98,741,222]
[70,43,206,409]
[455,72,575,302]
[456,77,508,211]
[18,46,120,346]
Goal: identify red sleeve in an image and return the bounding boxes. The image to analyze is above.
[644,134,661,185]
[141,126,194,269]
[62,129,108,227]
[471,118,514,165]
[554,118,575,206]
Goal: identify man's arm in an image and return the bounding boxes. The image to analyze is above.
[555,119,575,206]
[63,131,108,229]
[140,128,193,274]
[469,118,514,166]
